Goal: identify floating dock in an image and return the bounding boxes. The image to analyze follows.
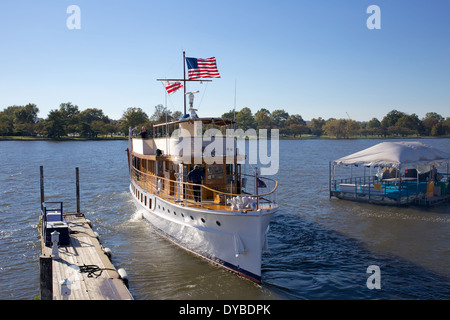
[38,166,133,300]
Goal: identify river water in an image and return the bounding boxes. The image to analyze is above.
[0,138,449,300]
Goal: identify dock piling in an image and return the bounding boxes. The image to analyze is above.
[39,255,53,300]
[76,167,80,213]
[40,166,45,211]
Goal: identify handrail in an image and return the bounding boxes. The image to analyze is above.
[131,167,278,199]
[130,166,278,211]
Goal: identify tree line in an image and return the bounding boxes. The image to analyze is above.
[0,102,181,138]
[226,107,450,138]
[1,102,449,139]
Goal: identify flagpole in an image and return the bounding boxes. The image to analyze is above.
[183,50,187,115]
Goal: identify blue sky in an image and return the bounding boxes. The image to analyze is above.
[1,0,449,121]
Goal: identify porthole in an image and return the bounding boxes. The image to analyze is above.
[181,213,184,217]
[201,218,205,223]
[168,209,170,213]
[174,212,177,216]
[216,221,221,226]
[190,216,194,220]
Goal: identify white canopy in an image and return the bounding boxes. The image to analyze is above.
[334,141,450,168]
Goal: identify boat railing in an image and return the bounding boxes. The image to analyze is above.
[331,174,450,202]
[131,167,278,211]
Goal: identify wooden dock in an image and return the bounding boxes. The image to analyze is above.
[38,166,133,300]
[40,211,133,300]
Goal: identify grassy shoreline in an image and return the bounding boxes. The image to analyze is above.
[1,134,449,141]
[0,135,128,141]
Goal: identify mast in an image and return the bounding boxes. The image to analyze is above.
[156,51,211,115]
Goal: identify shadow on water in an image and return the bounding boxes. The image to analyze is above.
[262,210,450,300]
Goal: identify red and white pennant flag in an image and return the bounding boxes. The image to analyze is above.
[163,82,183,95]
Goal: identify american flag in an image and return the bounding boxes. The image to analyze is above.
[186,57,221,80]
[163,82,183,95]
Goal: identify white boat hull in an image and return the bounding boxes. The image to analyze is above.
[130,181,276,283]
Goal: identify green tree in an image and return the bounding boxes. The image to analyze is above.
[75,108,110,137]
[396,114,422,136]
[365,117,381,136]
[430,122,444,136]
[367,117,380,129]
[422,112,444,136]
[78,108,108,123]
[121,107,150,134]
[443,117,450,135]
[90,120,108,138]
[254,108,271,130]
[235,107,255,130]
[381,109,406,128]
[42,109,66,138]
[344,119,360,138]
[270,109,289,129]
[0,104,39,136]
[221,109,236,120]
[323,119,359,138]
[151,104,172,123]
[286,123,309,137]
[308,117,326,136]
[0,111,13,135]
[285,114,306,126]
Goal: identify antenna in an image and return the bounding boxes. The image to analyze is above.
[234,79,237,121]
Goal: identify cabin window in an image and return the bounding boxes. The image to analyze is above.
[207,164,224,181]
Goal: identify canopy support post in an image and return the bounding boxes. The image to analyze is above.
[398,165,402,206]
[329,161,331,199]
